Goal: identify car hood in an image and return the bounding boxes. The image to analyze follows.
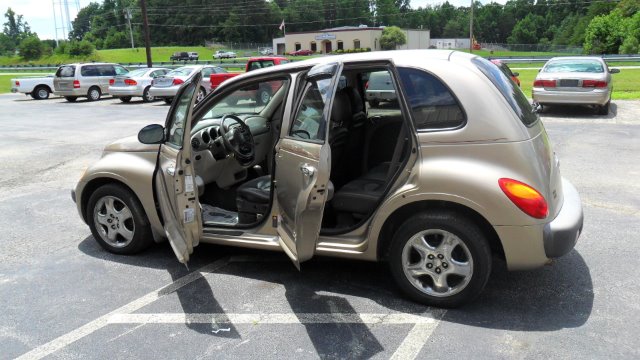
[104,135,160,153]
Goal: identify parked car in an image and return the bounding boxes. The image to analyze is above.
[170,52,191,61]
[365,70,397,107]
[10,75,55,100]
[188,52,199,61]
[288,49,313,56]
[532,56,619,115]
[490,59,520,87]
[53,63,129,102]
[214,50,237,59]
[108,67,171,103]
[148,65,222,104]
[259,48,274,56]
[209,56,290,91]
[72,50,583,308]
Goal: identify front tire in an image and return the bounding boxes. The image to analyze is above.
[143,86,155,102]
[389,212,492,308]
[196,87,206,104]
[256,86,272,105]
[86,184,153,255]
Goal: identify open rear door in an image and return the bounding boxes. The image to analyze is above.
[274,63,342,269]
[155,72,203,264]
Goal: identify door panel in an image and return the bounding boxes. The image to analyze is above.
[275,62,341,268]
[155,72,203,264]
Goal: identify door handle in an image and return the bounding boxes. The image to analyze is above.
[167,167,175,176]
[300,164,315,177]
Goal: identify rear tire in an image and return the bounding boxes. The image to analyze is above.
[598,101,610,115]
[87,86,101,101]
[31,86,50,100]
[65,96,77,102]
[120,96,132,103]
[370,99,379,108]
[256,86,272,106]
[164,98,173,105]
[86,184,153,255]
[388,211,492,308]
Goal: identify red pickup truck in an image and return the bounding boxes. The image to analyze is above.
[209,56,290,91]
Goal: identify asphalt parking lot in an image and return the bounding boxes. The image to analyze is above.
[1,94,639,359]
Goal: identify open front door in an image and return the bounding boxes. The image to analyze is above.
[275,63,342,269]
[155,72,203,264]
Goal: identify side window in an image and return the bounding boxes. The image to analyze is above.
[290,77,333,141]
[97,65,115,76]
[201,67,214,77]
[114,66,128,75]
[81,65,98,76]
[397,67,465,130]
[167,81,197,147]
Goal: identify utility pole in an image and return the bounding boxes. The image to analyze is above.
[125,9,135,49]
[469,0,474,53]
[52,0,59,46]
[140,0,152,67]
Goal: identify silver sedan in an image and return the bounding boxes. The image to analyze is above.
[109,67,170,103]
[148,65,223,104]
[532,56,620,115]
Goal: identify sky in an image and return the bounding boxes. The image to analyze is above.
[2,0,508,41]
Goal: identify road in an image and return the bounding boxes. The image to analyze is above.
[0,94,638,359]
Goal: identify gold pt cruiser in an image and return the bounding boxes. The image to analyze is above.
[72,50,583,307]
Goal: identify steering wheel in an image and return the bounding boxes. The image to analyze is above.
[219,114,255,165]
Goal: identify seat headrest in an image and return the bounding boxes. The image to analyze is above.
[330,89,352,127]
[345,86,364,114]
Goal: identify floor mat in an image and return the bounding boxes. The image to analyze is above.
[202,204,238,226]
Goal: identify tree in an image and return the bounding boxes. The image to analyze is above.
[18,36,43,60]
[507,14,545,44]
[379,26,405,50]
[584,11,626,54]
[3,8,32,43]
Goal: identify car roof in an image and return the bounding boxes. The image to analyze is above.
[547,56,605,62]
[62,62,120,66]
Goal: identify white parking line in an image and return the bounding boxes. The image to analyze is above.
[15,258,231,360]
[15,255,445,360]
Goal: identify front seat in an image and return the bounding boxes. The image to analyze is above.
[235,90,352,224]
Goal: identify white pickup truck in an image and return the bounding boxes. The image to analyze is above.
[10,75,55,100]
[213,50,237,59]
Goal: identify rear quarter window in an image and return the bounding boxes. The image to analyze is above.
[397,67,465,130]
[472,57,537,127]
[80,65,99,76]
[55,65,75,77]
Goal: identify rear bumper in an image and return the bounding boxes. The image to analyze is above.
[532,88,610,105]
[54,89,85,97]
[109,86,143,97]
[543,178,583,258]
[11,87,19,93]
[148,86,179,98]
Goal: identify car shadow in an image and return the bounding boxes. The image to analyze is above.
[78,236,593,354]
[77,235,240,339]
[540,102,618,119]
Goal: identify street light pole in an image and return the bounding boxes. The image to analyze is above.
[469,0,474,53]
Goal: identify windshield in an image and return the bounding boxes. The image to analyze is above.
[543,60,604,73]
[167,67,195,77]
[199,78,289,121]
[55,65,75,77]
[125,68,148,77]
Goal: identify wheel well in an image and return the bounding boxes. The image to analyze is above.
[80,178,137,222]
[88,85,101,93]
[377,200,505,261]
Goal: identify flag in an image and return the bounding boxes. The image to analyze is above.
[279,19,285,31]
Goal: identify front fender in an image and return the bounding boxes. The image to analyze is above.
[75,151,165,242]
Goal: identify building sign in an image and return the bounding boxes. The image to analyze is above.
[315,33,336,40]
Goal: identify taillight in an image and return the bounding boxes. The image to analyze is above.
[73,80,80,88]
[109,79,115,85]
[15,81,20,86]
[533,79,556,88]
[365,81,369,89]
[124,79,137,86]
[498,178,548,219]
[582,80,607,88]
[172,78,184,85]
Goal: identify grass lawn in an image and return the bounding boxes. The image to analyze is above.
[0,75,16,93]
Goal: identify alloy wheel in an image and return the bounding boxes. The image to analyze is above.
[93,195,135,248]
[401,229,474,297]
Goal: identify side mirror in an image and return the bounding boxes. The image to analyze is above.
[610,68,620,74]
[512,72,520,77]
[138,124,165,144]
